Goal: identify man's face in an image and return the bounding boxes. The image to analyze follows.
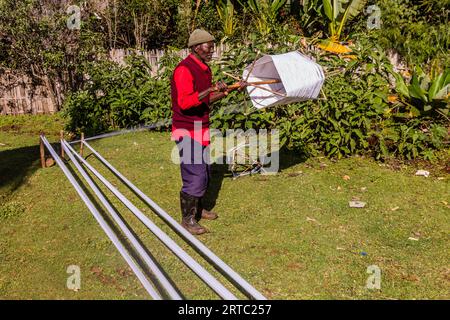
[193,41,215,63]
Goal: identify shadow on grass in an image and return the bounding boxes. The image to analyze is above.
[203,147,308,211]
[0,145,41,201]
[278,146,309,171]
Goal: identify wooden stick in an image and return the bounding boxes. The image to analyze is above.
[251,84,286,97]
[320,88,327,100]
[80,132,84,157]
[248,80,281,85]
[224,71,281,83]
[60,130,64,158]
[39,132,45,168]
[245,52,260,82]
[227,79,281,89]
[222,71,241,81]
[246,75,281,80]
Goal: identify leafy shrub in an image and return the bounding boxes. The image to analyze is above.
[370,0,450,67]
[63,54,173,135]
[63,32,448,161]
[391,67,449,117]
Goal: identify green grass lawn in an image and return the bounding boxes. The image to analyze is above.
[0,115,449,300]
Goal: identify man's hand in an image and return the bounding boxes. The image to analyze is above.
[208,80,248,104]
[237,80,248,92]
[214,81,228,93]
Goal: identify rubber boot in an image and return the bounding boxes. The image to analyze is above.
[180,191,207,235]
[197,197,218,221]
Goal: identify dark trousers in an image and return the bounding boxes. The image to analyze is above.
[176,137,210,198]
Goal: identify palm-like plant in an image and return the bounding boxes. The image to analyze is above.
[322,0,367,41]
[216,0,237,38]
[243,0,287,36]
[392,67,450,116]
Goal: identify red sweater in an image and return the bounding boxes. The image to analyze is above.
[171,54,212,146]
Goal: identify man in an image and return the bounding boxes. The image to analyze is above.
[171,29,246,235]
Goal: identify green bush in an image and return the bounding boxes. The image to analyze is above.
[63,54,173,135]
[369,0,450,67]
[63,31,448,161]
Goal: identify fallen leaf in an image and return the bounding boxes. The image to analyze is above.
[306,217,320,225]
[45,158,55,167]
[349,201,366,208]
[400,273,420,282]
[288,172,302,177]
[415,170,430,177]
[388,95,398,103]
[343,175,351,181]
[90,266,103,274]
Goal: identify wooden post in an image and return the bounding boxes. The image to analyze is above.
[80,132,84,157]
[60,130,64,158]
[39,132,45,168]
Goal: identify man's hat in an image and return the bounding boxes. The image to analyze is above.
[188,29,215,48]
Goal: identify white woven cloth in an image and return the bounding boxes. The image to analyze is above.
[242,51,325,109]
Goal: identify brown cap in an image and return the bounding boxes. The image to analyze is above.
[188,29,215,48]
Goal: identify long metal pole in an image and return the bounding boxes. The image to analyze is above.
[69,121,171,145]
[82,141,267,300]
[40,136,162,300]
[61,140,182,300]
[63,140,238,300]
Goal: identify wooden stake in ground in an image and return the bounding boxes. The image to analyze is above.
[60,130,64,158]
[223,72,285,97]
[80,132,84,157]
[39,132,45,168]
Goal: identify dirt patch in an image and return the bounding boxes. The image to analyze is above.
[116,267,133,278]
[441,267,450,283]
[0,125,21,132]
[287,262,304,271]
[90,266,125,292]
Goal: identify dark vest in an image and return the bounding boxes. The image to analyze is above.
[171,55,212,131]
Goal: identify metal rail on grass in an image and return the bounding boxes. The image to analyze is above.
[81,140,267,300]
[62,140,238,300]
[42,132,266,300]
[69,121,171,145]
[40,135,162,299]
[61,140,182,300]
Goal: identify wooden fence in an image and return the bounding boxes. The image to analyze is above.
[0,44,228,115]
[0,72,57,115]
